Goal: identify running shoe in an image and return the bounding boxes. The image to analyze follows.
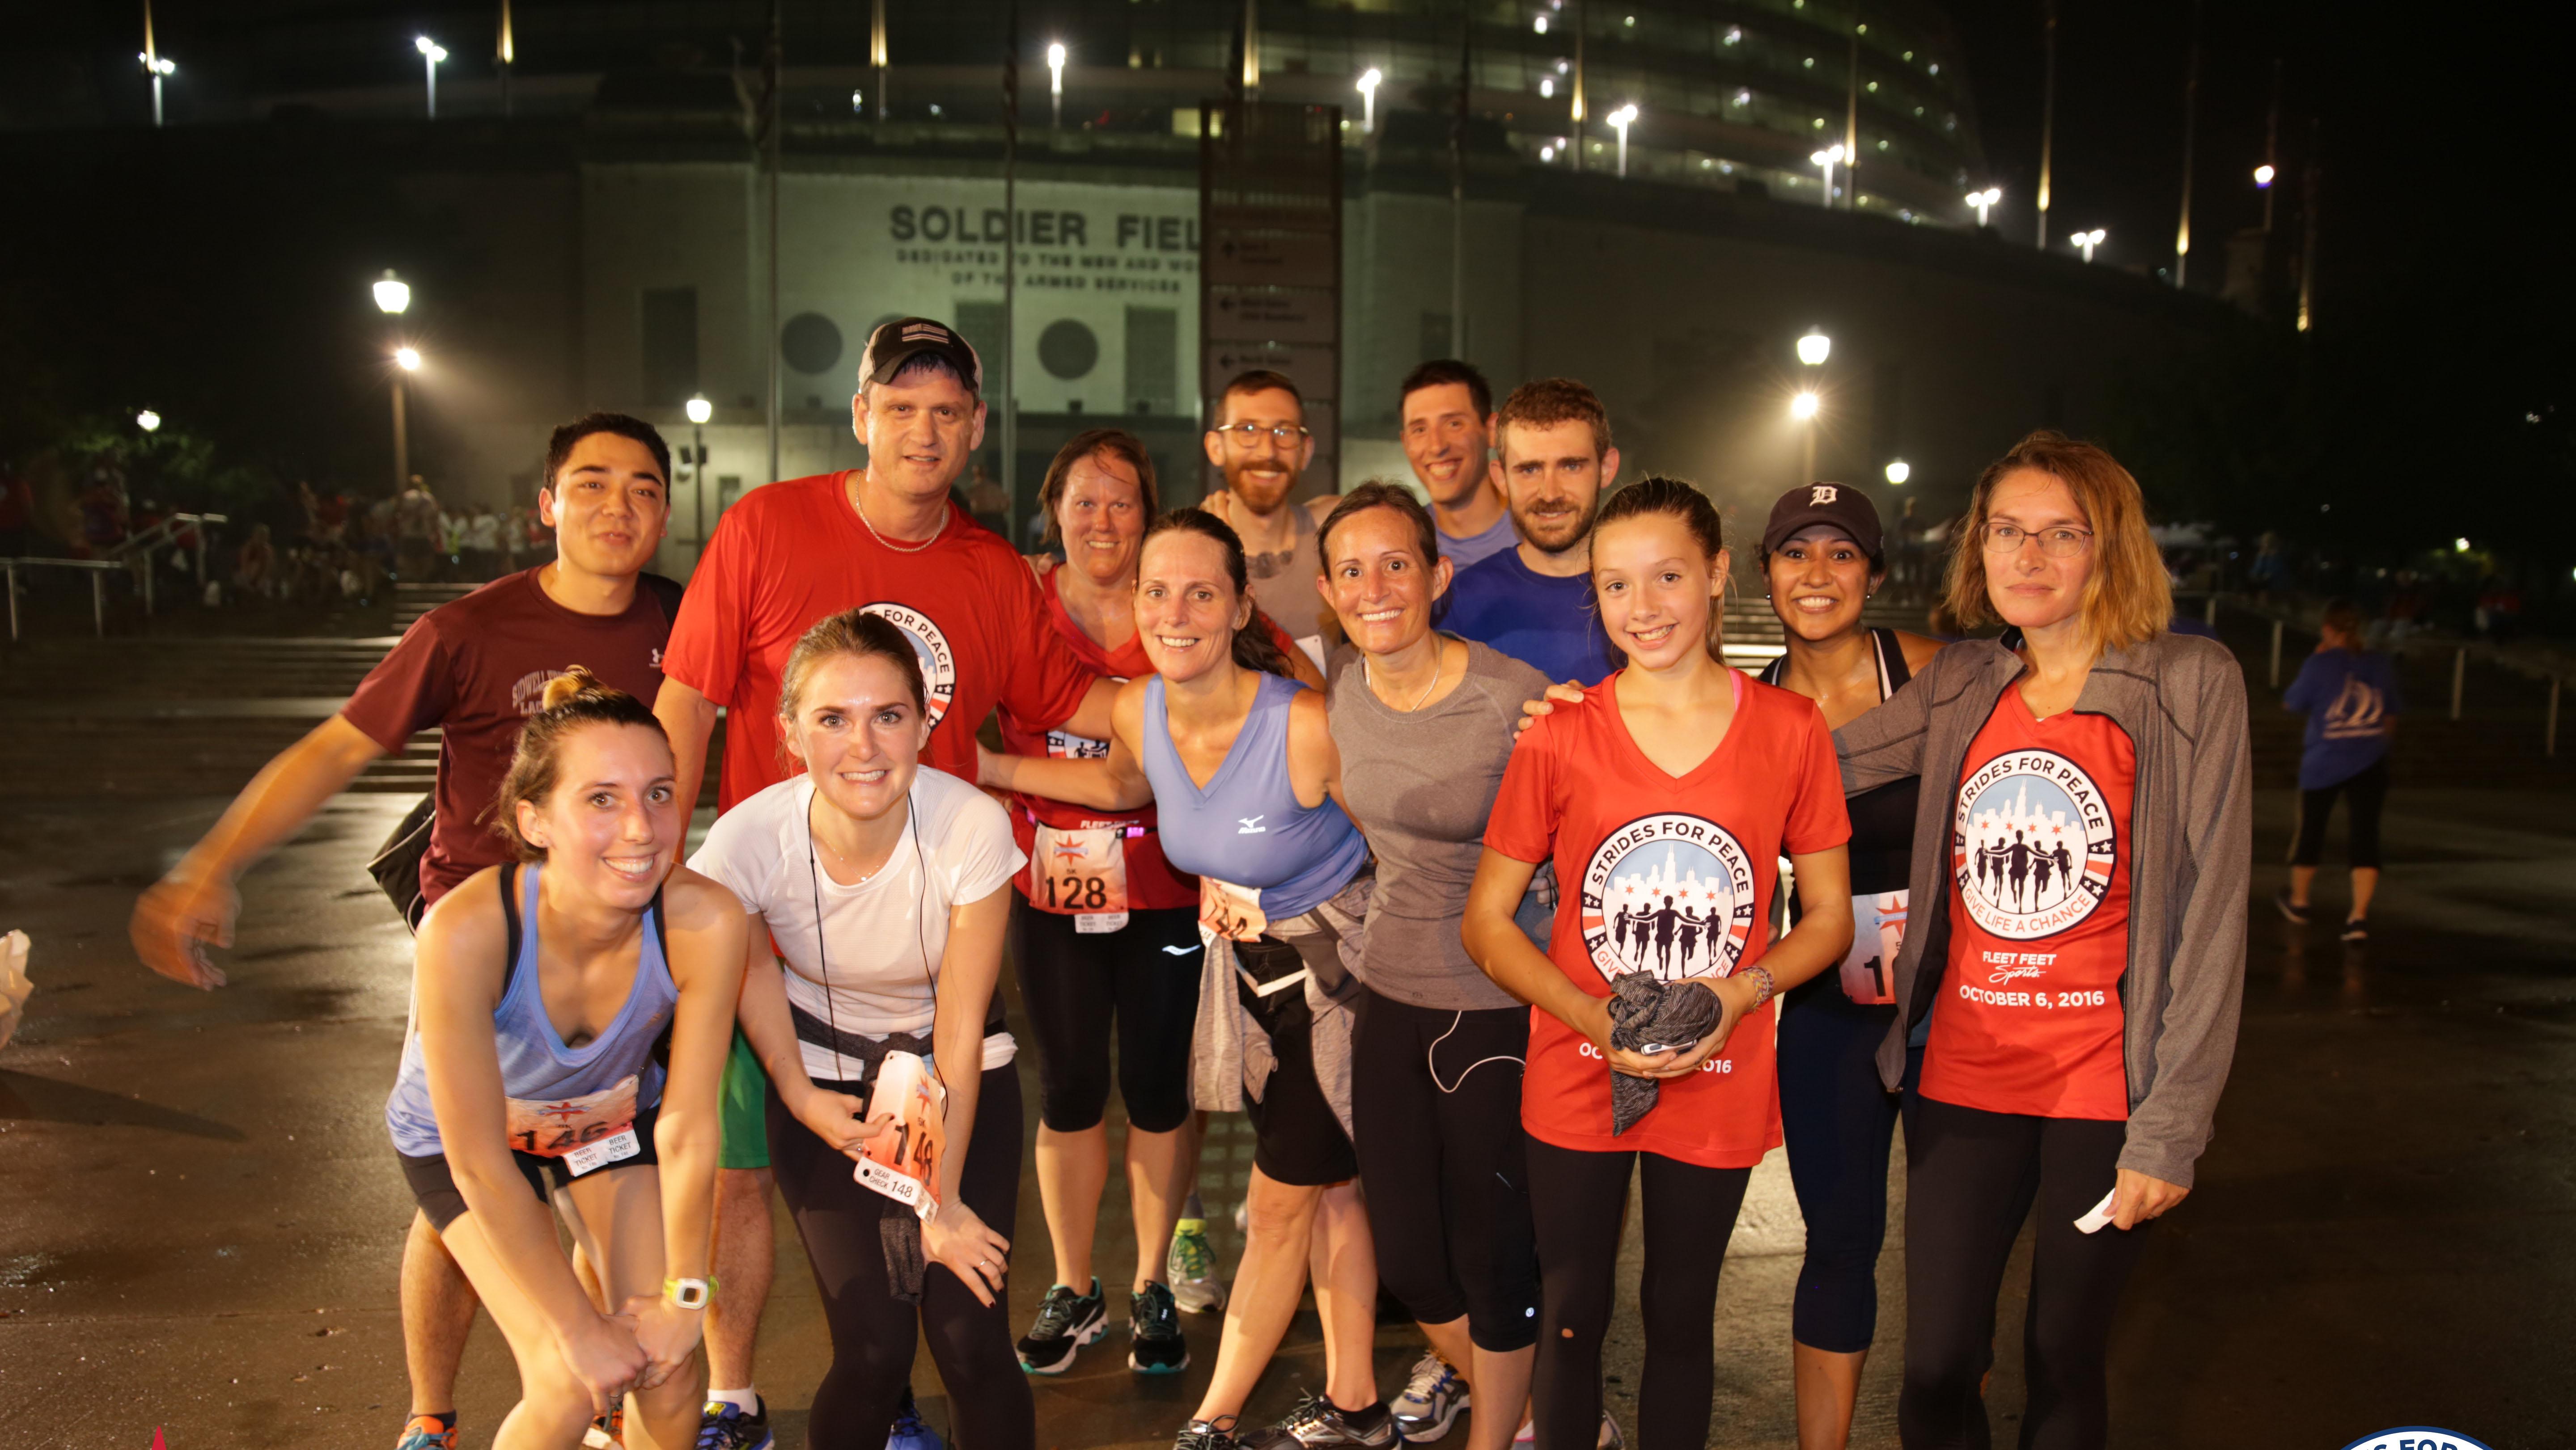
[1389,1352,1469,1443]
[1018,1278,1110,1373]
[696,1397,775,1450]
[1168,1215,1229,1314]
[889,1389,944,1450]
[393,1416,458,1450]
[2341,917,2369,943]
[1512,1412,1622,1448]
[2274,888,2310,926]
[1129,1280,1191,1374]
[582,1403,624,1448]
[1175,1418,1243,1450]
[1240,1391,1398,1449]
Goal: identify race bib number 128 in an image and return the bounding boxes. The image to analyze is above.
[1029,825,1131,934]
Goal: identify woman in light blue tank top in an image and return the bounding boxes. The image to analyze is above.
[395,670,749,1450]
[979,510,1392,1450]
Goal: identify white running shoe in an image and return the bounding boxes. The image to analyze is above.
[1389,1352,1469,1442]
[1167,1213,1228,1314]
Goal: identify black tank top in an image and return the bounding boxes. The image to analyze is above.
[1761,627,1918,893]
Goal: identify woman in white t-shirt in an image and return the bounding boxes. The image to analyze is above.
[687,608,1034,1450]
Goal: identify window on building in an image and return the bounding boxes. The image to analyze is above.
[1126,307,1178,414]
[641,287,698,408]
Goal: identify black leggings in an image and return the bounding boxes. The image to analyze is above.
[1777,982,1901,1353]
[1526,1135,1748,1450]
[768,1063,1034,1450]
[2289,756,2387,869]
[1009,896,1202,1133]
[1900,1095,2148,1450]
[1352,989,1539,1352]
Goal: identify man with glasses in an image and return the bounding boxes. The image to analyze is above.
[1398,359,1516,571]
[1439,378,1624,686]
[1201,370,1334,656]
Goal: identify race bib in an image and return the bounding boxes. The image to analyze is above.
[854,1051,947,1219]
[505,1074,641,1171]
[1200,877,1268,943]
[1838,890,1908,1006]
[1028,824,1131,933]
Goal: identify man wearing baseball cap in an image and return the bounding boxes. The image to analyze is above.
[654,315,1118,1449]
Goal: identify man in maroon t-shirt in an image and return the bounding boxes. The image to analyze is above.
[653,317,1116,1433]
[131,414,678,1450]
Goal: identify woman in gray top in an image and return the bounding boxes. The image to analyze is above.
[1320,482,1553,1450]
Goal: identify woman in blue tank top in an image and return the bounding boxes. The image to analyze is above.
[393,669,748,1450]
[980,509,1392,1450]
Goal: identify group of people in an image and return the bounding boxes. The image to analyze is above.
[129,313,2254,1450]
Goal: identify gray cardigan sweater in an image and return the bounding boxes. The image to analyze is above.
[1835,629,2251,1188]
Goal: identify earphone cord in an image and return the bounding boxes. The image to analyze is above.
[1427,1008,1524,1095]
[805,783,943,1096]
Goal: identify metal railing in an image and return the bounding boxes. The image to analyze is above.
[4,512,229,642]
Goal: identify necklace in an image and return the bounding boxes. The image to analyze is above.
[1366,642,1445,713]
[853,478,945,554]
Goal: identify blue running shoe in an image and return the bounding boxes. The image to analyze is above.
[394,1415,458,1450]
[889,1387,945,1450]
[696,1397,775,1450]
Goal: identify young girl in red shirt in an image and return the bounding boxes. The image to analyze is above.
[1463,478,1856,1450]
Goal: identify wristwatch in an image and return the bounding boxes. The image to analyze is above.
[663,1277,713,1310]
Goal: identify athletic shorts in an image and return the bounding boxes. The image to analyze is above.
[399,1098,662,1233]
[720,1028,771,1171]
[1236,936,1359,1188]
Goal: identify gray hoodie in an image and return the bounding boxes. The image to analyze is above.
[1835,629,2250,1188]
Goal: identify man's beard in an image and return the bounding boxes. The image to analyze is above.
[1223,457,1298,513]
[1513,497,1595,555]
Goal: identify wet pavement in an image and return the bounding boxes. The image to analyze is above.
[3,783,2572,1449]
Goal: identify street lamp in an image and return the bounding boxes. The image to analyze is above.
[1790,390,1822,485]
[377,271,416,489]
[416,36,448,118]
[2074,227,2106,262]
[686,395,714,548]
[138,52,176,127]
[136,410,163,433]
[1811,144,1847,207]
[1884,459,1910,485]
[1609,104,1638,177]
[1796,330,1832,368]
[1357,69,1382,134]
[2254,163,2276,188]
[1047,42,1066,129]
[1968,186,2002,228]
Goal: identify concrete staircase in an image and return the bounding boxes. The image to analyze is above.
[392,581,479,632]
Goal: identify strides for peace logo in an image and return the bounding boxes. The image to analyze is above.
[862,602,959,729]
[1580,814,1756,984]
[1953,748,2117,940]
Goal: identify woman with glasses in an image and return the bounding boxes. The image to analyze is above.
[1833,431,2250,1448]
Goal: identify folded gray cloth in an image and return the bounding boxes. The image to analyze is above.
[1606,972,1721,1136]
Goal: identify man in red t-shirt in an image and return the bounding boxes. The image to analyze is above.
[652,316,1114,1430]
[130,414,679,1450]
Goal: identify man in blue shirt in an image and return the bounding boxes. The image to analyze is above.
[1399,359,1517,571]
[1440,377,1624,685]
[2277,598,2400,941]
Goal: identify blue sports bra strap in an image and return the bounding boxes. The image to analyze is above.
[499,861,523,998]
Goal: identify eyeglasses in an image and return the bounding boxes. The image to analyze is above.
[1212,422,1310,448]
[1982,522,2093,558]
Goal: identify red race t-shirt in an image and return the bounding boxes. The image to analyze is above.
[660,473,1099,811]
[1921,690,2136,1120]
[1484,671,1851,1168]
[339,568,686,907]
[999,571,1197,913]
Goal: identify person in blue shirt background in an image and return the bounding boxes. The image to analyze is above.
[1438,377,1625,686]
[2278,598,2400,942]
